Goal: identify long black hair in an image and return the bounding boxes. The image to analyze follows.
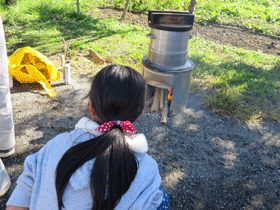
[55,64,147,210]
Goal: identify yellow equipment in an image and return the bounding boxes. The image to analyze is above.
[8,47,60,97]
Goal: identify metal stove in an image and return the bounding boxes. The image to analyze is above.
[142,10,195,116]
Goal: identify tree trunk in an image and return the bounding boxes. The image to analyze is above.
[5,0,17,5]
[77,0,80,15]
[188,0,197,14]
[121,0,130,20]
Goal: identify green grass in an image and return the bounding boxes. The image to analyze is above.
[1,0,280,122]
[106,0,280,35]
[1,0,148,65]
[2,0,279,35]
[196,0,280,35]
[189,38,280,122]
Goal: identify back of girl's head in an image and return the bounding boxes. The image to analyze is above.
[89,64,146,123]
[56,64,146,210]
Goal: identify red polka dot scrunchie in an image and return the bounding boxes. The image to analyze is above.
[95,120,136,134]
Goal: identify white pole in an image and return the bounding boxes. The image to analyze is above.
[0,16,15,153]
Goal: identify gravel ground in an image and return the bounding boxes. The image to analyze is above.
[0,71,279,210]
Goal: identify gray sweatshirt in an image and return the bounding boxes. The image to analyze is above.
[7,117,163,209]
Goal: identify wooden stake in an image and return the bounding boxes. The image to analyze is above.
[151,88,161,113]
[89,49,105,64]
[121,0,130,20]
[161,90,168,124]
[188,0,197,14]
[160,88,164,111]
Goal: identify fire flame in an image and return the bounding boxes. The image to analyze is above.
[168,89,172,100]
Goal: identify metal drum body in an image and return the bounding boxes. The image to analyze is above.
[142,10,195,116]
[147,29,190,67]
[142,57,194,116]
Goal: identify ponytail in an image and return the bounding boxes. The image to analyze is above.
[55,124,138,210]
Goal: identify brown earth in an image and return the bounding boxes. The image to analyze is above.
[1,7,280,210]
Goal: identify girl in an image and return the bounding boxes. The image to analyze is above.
[6,64,170,210]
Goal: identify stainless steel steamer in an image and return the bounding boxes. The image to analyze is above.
[142,11,195,116]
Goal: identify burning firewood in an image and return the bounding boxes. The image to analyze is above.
[160,89,168,124]
[151,87,161,113]
[150,88,170,124]
[168,89,172,100]
[160,88,164,111]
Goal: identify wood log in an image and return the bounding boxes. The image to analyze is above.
[160,88,164,111]
[89,49,105,64]
[151,88,161,113]
[161,89,168,124]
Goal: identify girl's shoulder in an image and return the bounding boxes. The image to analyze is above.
[42,128,93,154]
[134,152,160,177]
[48,117,97,147]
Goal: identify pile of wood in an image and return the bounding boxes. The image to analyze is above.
[147,87,169,124]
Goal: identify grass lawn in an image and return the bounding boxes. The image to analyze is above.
[103,0,280,35]
[1,0,280,122]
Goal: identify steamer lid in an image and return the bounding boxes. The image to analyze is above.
[148,10,194,32]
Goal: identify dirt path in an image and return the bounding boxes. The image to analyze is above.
[1,8,280,210]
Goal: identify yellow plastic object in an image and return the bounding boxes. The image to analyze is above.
[8,47,60,97]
